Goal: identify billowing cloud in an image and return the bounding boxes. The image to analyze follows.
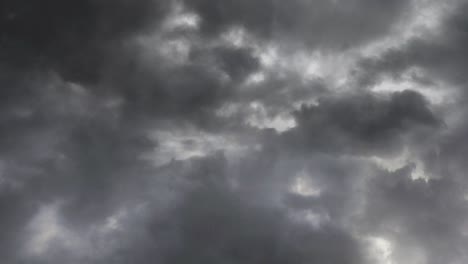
[184,0,410,49]
[280,90,440,156]
[1,0,468,263]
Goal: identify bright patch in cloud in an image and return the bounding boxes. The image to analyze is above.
[245,101,297,132]
[366,236,394,264]
[26,203,82,256]
[290,170,322,197]
[146,129,250,166]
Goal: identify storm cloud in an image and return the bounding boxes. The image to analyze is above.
[1,0,468,263]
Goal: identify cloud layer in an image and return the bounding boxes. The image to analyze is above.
[1,0,468,263]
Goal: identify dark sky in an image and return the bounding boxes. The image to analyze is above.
[1,0,467,263]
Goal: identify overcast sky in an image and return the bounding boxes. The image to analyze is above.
[1,0,468,263]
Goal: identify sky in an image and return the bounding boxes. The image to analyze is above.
[1,0,468,263]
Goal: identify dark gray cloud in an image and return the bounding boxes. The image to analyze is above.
[161,185,362,264]
[355,0,468,90]
[359,165,468,264]
[280,90,440,155]
[88,152,366,264]
[0,0,171,82]
[2,0,468,263]
[184,0,410,50]
[0,186,36,263]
